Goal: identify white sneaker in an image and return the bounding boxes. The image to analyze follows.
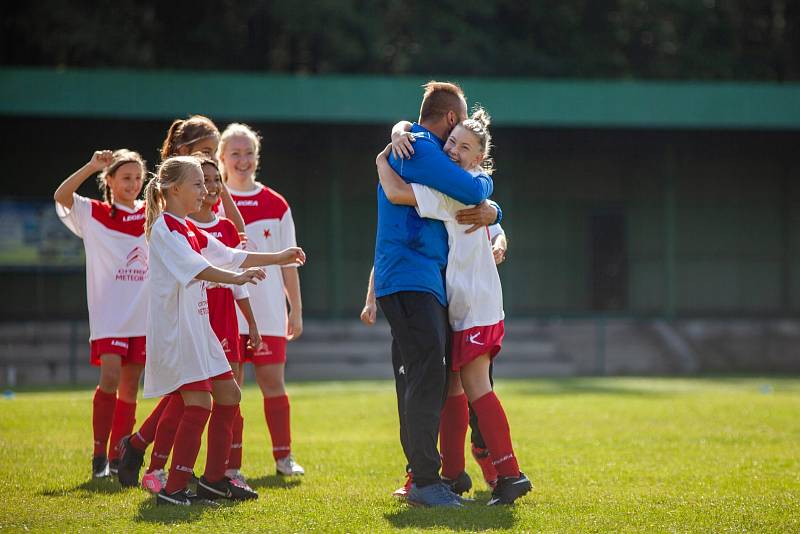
[225,468,249,487]
[276,454,305,476]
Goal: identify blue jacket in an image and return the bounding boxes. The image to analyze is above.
[374,123,494,306]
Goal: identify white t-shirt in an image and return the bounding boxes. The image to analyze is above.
[56,193,148,340]
[221,184,297,337]
[143,212,248,398]
[411,180,505,332]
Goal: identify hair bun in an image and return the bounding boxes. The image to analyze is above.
[471,107,491,128]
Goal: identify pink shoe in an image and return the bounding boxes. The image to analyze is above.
[392,471,413,499]
[141,469,167,494]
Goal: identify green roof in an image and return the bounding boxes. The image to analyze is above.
[1,67,799,129]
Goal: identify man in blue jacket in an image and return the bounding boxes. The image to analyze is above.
[373,81,500,507]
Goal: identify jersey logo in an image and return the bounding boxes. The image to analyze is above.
[122,212,146,223]
[398,365,405,375]
[237,200,259,207]
[221,338,231,353]
[263,229,271,239]
[126,246,148,268]
[468,332,484,345]
[110,340,129,348]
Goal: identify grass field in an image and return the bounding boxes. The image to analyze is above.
[0,377,798,533]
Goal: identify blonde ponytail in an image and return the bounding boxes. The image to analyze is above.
[143,177,165,239]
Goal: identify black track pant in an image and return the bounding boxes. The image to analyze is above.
[379,291,450,487]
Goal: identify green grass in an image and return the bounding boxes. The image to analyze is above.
[1,377,799,533]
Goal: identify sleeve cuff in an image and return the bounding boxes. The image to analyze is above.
[490,200,503,225]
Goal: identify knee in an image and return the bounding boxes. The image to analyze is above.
[99,366,120,392]
[225,385,242,406]
[256,367,285,396]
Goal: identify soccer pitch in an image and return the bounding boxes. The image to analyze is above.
[0,378,798,533]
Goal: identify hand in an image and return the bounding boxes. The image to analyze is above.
[360,302,377,326]
[287,309,303,341]
[277,247,306,266]
[234,267,266,285]
[492,242,507,265]
[88,150,114,172]
[248,324,262,350]
[455,200,498,234]
[390,131,415,159]
[238,232,249,248]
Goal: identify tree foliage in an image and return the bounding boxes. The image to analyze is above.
[2,0,797,80]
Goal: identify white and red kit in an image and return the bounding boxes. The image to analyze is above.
[55,193,148,364]
[220,184,297,364]
[410,180,505,370]
[190,215,249,363]
[143,213,249,398]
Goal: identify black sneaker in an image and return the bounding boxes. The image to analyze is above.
[156,489,191,506]
[156,488,221,507]
[442,471,472,496]
[92,455,110,478]
[189,471,200,485]
[117,435,144,487]
[185,489,221,507]
[487,472,532,506]
[197,476,259,501]
[109,458,120,476]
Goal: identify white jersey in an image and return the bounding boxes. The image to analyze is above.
[411,180,504,332]
[221,184,297,337]
[56,193,148,340]
[143,213,248,398]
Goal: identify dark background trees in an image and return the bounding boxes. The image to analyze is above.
[2,0,797,80]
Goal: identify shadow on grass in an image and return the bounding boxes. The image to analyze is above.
[133,494,221,525]
[39,477,127,497]
[384,491,519,531]
[517,377,672,397]
[247,474,303,490]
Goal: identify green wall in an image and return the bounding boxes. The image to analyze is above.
[1,117,798,320]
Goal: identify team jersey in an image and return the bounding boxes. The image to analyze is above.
[411,177,505,332]
[189,214,249,304]
[143,213,248,397]
[220,184,297,337]
[56,193,148,340]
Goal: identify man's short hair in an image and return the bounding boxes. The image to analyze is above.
[419,81,466,122]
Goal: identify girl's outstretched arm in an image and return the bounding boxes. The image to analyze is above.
[240,247,306,269]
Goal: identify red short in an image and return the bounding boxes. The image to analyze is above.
[240,335,287,365]
[89,336,146,367]
[451,321,504,371]
[209,305,241,363]
[178,370,236,392]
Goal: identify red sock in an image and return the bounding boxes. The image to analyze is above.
[130,396,171,451]
[439,393,469,479]
[92,387,116,457]
[471,391,520,478]
[263,395,291,460]
[108,399,136,460]
[165,405,211,494]
[228,406,244,470]
[204,403,238,483]
[149,394,184,472]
